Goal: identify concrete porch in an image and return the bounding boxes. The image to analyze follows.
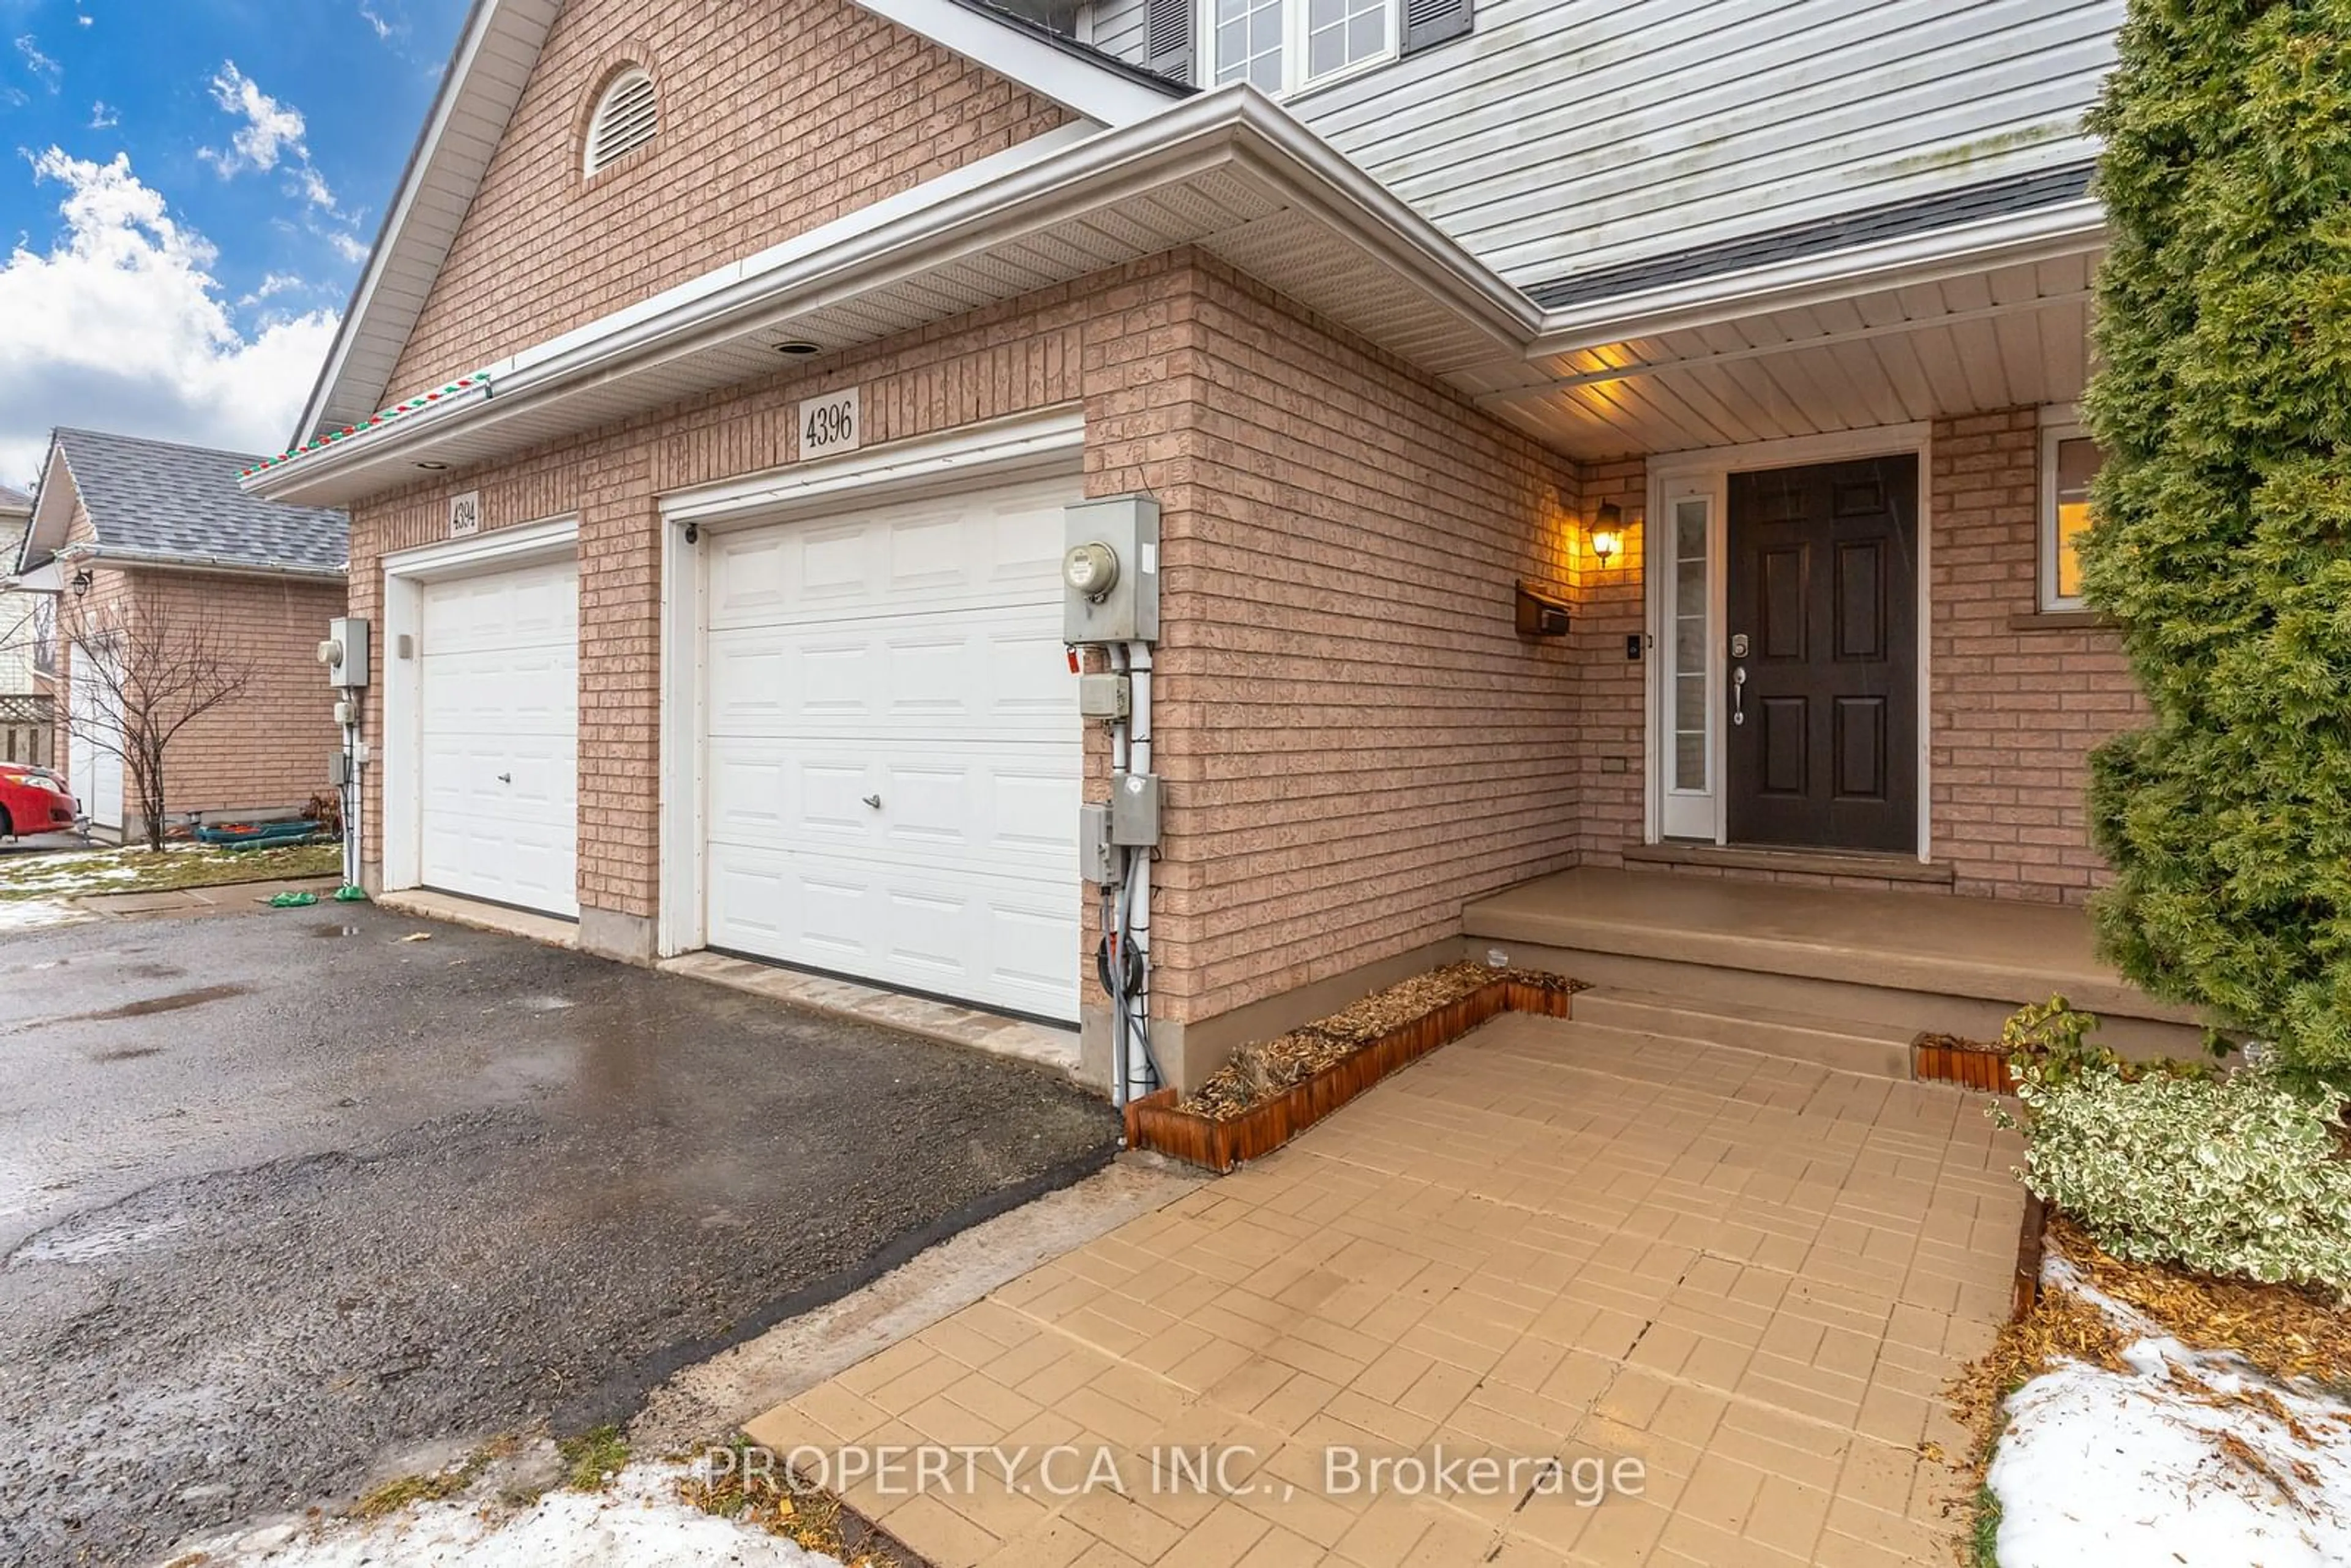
[1464,867,2203,1070]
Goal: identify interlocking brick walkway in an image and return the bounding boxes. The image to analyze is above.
[746,1013,2026,1567]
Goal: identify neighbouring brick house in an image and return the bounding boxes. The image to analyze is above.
[17,429,348,840]
[242,0,2143,1095]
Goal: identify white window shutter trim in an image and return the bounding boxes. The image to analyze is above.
[1402,0,1472,54]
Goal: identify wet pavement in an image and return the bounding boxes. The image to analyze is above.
[0,904,1118,1567]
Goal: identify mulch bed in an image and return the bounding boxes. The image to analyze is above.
[2043,1214,2351,1388]
[1124,962,1586,1174]
[1180,961,1585,1120]
[1946,1205,2351,1490]
[1913,1030,2017,1092]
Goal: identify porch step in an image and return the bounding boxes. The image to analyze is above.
[1569,987,1914,1079]
[1466,866,2208,1060]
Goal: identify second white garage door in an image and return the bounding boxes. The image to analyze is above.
[418,557,579,917]
[701,475,1082,1022]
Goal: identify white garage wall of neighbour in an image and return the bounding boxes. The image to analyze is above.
[692,471,1086,1022]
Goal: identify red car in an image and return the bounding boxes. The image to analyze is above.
[0,765,80,838]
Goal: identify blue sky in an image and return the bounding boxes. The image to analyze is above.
[0,0,471,486]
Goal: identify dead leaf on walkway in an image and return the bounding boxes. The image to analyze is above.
[400,932,433,943]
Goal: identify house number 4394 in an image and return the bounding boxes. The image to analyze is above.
[798,389,861,457]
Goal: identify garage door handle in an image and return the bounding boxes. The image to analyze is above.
[497,773,513,785]
[863,793,882,809]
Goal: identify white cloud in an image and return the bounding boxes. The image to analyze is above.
[198,61,309,179]
[87,99,114,130]
[239,271,307,306]
[0,149,339,487]
[325,230,369,264]
[15,34,60,92]
[359,5,397,42]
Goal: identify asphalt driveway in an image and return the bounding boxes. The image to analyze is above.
[0,902,1117,1567]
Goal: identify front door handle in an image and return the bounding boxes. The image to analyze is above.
[497,772,513,784]
[1731,666,1747,727]
[863,793,882,809]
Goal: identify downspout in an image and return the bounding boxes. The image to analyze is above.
[1125,643,1155,1101]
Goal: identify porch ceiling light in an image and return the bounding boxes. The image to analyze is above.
[1589,502,1623,568]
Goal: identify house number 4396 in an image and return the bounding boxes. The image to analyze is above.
[798,389,861,457]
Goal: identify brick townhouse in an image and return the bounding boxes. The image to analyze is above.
[19,429,348,839]
[243,0,2146,1095]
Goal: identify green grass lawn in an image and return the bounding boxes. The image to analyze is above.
[0,841,342,902]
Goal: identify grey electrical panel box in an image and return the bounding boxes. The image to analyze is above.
[1079,802,1119,885]
[323,617,371,689]
[1077,673,1131,720]
[1109,771,1162,847]
[329,752,353,787]
[1062,497,1160,645]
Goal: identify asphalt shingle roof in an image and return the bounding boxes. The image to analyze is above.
[1527,162,2098,312]
[53,428,347,576]
[0,484,29,511]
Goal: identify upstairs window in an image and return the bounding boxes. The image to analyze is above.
[584,68,658,178]
[1210,0,1393,94]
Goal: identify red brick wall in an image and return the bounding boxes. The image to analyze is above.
[347,251,1583,1024]
[1573,459,1647,866]
[385,0,1072,403]
[1151,263,1581,1022]
[1929,410,2145,902]
[55,566,343,826]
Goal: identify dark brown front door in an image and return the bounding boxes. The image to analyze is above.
[1726,455,1918,852]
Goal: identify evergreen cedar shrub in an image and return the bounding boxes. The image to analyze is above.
[2080,0,2351,1077]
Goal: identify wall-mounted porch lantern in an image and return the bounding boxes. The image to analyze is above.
[1589,501,1623,569]
[69,568,93,598]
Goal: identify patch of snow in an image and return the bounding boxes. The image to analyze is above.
[1990,1331,2351,1567]
[190,1463,845,1568]
[0,899,94,931]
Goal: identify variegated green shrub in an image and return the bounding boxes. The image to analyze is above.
[2015,1054,2351,1292]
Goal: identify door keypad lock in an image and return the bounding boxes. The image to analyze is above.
[1730,633,1750,658]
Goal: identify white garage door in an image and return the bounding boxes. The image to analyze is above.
[418,558,579,917]
[702,475,1082,1021]
[67,645,124,831]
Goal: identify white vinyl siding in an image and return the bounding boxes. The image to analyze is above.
[1164,0,2116,287]
[1089,0,1153,62]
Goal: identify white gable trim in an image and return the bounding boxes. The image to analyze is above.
[296,0,566,445]
[18,442,78,573]
[848,0,1179,123]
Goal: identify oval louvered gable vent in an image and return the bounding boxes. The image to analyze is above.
[585,69,658,176]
